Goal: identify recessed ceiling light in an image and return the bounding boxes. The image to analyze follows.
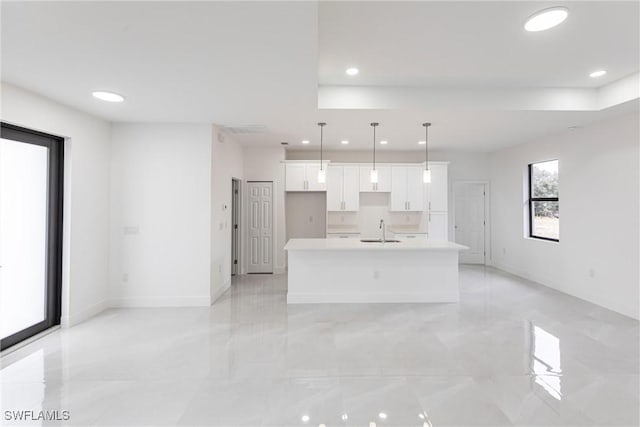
[378,413,388,420]
[92,91,125,102]
[341,140,349,145]
[346,67,359,76]
[301,415,310,423]
[418,140,426,145]
[524,7,569,32]
[589,70,607,78]
[301,140,310,144]
[380,140,388,145]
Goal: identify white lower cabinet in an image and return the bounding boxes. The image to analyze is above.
[393,233,427,241]
[428,212,448,241]
[327,233,361,239]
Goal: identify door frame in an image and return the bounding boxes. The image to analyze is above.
[0,123,64,351]
[231,178,241,276]
[245,180,274,274]
[452,180,490,265]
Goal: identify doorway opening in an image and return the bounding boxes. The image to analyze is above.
[231,178,241,276]
[453,181,489,265]
[1,123,64,351]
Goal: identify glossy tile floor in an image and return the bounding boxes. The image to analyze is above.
[1,266,639,426]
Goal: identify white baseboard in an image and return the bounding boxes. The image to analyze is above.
[287,291,459,304]
[61,300,108,327]
[211,279,231,304]
[108,296,211,308]
[491,260,639,320]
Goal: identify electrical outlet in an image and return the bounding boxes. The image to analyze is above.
[373,271,379,280]
[122,273,129,282]
[589,269,595,278]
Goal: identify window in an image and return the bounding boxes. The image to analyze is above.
[529,160,559,241]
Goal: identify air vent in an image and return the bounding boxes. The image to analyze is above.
[223,124,268,134]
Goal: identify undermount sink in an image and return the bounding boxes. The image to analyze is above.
[360,239,401,243]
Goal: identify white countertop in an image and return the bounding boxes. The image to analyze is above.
[285,238,468,251]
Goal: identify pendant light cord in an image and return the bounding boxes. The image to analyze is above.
[423,122,431,169]
[371,122,378,170]
[318,122,326,170]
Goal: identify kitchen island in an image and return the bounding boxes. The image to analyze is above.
[284,238,468,304]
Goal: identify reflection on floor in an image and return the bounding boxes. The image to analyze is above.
[1,266,638,426]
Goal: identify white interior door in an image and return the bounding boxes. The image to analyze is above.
[454,182,486,264]
[247,182,273,273]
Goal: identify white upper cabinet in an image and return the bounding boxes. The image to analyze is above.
[359,165,391,192]
[285,162,328,192]
[285,164,307,191]
[327,165,359,211]
[390,166,425,211]
[427,163,448,212]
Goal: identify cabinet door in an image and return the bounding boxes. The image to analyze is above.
[376,166,392,192]
[359,166,376,192]
[305,164,327,191]
[428,164,448,211]
[342,166,360,211]
[390,166,408,211]
[326,166,343,211]
[428,212,448,241]
[406,166,425,211]
[285,164,307,191]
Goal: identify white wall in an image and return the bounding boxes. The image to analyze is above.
[242,147,286,273]
[109,124,212,307]
[210,125,244,302]
[490,113,639,319]
[1,83,111,327]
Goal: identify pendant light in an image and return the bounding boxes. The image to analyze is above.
[317,122,326,183]
[422,122,431,183]
[370,122,379,183]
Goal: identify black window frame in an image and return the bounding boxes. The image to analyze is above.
[528,160,559,242]
[0,122,64,351]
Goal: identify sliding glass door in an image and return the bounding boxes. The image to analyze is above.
[0,123,63,351]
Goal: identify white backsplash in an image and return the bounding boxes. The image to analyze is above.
[327,193,426,238]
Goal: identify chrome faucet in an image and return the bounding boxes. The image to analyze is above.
[379,219,386,243]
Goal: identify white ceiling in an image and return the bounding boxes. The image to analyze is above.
[1,1,638,152]
[319,1,640,87]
